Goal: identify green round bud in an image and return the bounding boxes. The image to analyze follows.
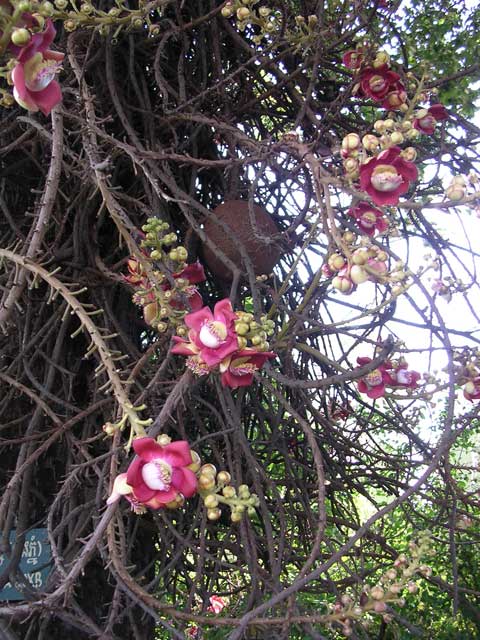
[204,494,219,509]
[11,28,31,46]
[39,1,54,15]
[80,3,93,13]
[207,507,221,521]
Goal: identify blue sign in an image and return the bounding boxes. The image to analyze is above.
[0,528,51,600]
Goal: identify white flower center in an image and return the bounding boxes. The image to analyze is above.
[24,54,61,92]
[142,459,172,491]
[199,320,227,348]
[371,165,403,192]
[395,369,412,385]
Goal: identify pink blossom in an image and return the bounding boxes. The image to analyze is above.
[359,67,402,102]
[348,202,388,236]
[343,49,364,70]
[382,86,407,110]
[356,356,395,399]
[181,299,239,367]
[170,262,206,311]
[219,349,276,389]
[107,437,197,510]
[413,104,448,135]
[359,146,418,206]
[207,595,226,614]
[389,364,421,389]
[11,20,63,116]
[464,377,480,401]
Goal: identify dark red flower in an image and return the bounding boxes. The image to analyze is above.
[382,85,407,110]
[413,104,449,135]
[359,67,402,101]
[389,364,421,389]
[356,357,395,399]
[464,377,480,401]
[343,49,364,70]
[348,202,388,236]
[219,349,276,389]
[359,146,418,206]
[11,20,64,116]
[107,437,198,510]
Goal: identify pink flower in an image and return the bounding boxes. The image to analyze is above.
[382,86,407,110]
[389,363,420,389]
[180,299,239,368]
[359,67,402,102]
[413,104,449,135]
[219,349,276,389]
[343,49,364,70]
[464,377,480,401]
[359,146,418,206]
[207,595,226,614]
[356,356,395,399]
[348,202,388,236]
[11,20,63,116]
[170,262,206,312]
[107,437,198,510]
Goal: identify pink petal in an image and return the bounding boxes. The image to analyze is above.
[162,441,194,467]
[185,307,213,332]
[126,456,144,487]
[132,482,157,503]
[132,437,165,462]
[213,298,236,324]
[171,467,198,497]
[201,337,239,367]
[221,369,253,389]
[367,384,386,399]
[34,80,62,116]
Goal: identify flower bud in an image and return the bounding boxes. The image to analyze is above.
[207,507,222,521]
[216,471,231,484]
[446,185,465,201]
[350,265,368,284]
[201,463,217,477]
[401,147,417,162]
[204,494,219,508]
[342,133,361,151]
[236,7,250,20]
[222,486,236,498]
[221,3,234,17]
[328,253,346,271]
[11,28,31,46]
[374,120,387,134]
[371,586,385,600]
[199,475,216,491]
[373,51,390,68]
[390,131,404,144]
[362,134,379,151]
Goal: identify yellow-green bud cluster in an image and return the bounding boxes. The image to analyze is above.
[221,0,280,42]
[198,464,259,523]
[234,311,274,351]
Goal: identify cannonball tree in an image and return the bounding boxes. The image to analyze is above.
[0,0,479,638]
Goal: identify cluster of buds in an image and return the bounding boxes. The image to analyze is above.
[328,533,433,637]
[452,349,480,401]
[221,0,280,40]
[125,217,206,332]
[323,238,407,296]
[198,464,260,523]
[172,299,276,389]
[46,0,161,37]
[234,311,274,352]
